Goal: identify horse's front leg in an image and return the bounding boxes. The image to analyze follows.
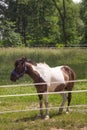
[38,94,43,118]
[44,93,49,120]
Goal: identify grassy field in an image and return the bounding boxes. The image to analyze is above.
[0,47,87,130]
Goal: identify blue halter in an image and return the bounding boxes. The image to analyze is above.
[12,66,27,78]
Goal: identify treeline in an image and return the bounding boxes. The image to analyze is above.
[0,0,87,47]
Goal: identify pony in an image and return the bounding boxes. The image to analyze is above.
[10,57,75,119]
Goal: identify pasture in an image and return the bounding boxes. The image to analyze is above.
[0,47,87,130]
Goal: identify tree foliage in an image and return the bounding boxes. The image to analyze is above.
[0,0,86,47]
[0,20,22,47]
[80,0,87,45]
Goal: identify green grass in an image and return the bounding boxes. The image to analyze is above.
[0,111,87,130]
[0,47,87,130]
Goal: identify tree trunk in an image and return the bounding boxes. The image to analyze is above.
[52,0,67,46]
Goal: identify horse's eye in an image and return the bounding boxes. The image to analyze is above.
[15,62,18,67]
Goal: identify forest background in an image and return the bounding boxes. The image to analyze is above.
[0,0,87,47]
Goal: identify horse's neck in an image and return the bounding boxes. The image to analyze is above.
[26,63,39,81]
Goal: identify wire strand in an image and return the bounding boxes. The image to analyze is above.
[0,105,87,114]
[0,90,87,98]
[0,79,87,88]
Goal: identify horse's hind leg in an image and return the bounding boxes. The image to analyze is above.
[66,92,72,113]
[58,93,67,114]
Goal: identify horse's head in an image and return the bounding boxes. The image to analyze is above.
[10,57,27,82]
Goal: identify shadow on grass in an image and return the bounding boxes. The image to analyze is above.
[14,111,64,123]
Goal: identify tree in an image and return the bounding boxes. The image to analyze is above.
[0,0,56,46]
[52,0,67,46]
[0,0,82,47]
[52,0,80,46]
[80,0,87,45]
[26,0,56,46]
[0,0,30,46]
[0,20,22,47]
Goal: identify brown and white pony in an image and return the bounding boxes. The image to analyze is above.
[10,57,75,119]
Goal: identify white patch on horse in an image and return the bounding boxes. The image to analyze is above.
[49,66,65,92]
[32,63,65,92]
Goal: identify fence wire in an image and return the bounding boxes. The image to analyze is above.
[0,79,87,88]
[0,79,87,114]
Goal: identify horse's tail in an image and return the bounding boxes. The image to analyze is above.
[67,67,75,107]
[64,66,75,107]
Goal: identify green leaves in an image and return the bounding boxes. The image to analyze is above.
[0,20,22,47]
[0,0,87,47]
[80,0,87,45]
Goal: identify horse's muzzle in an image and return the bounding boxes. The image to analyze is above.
[10,73,17,82]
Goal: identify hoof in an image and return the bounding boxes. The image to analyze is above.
[45,115,50,120]
[66,111,69,114]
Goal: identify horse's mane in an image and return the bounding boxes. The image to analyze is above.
[27,59,50,68]
[15,57,49,67]
[27,59,37,66]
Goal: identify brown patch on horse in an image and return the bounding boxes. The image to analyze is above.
[54,66,75,92]
[61,66,75,91]
[54,84,66,92]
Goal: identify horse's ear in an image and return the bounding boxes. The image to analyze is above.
[22,57,27,63]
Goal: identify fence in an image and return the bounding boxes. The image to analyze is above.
[0,79,87,114]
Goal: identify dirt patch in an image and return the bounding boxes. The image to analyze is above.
[81,127,87,130]
[50,127,87,130]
